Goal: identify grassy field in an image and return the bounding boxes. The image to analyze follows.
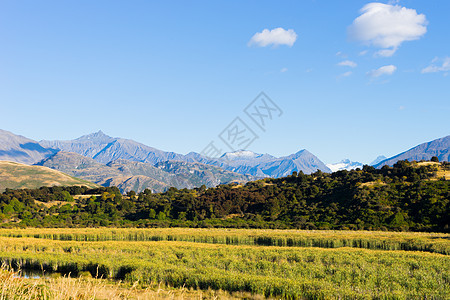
[0,161,99,191]
[1,228,449,254]
[0,267,242,299]
[0,228,449,299]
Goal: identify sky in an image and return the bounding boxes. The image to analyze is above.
[0,0,449,164]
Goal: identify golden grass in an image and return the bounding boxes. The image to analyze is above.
[1,227,448,254]
[412,161,450,180]
[416,162,440,167]
[435,168,450,180]
[34,201,76,208]
[0,228,449,298]
[0,267,247,299]
[74,194,102,199]
[0,161,99,191]
[359,180,387,188]
[0,236,449,299]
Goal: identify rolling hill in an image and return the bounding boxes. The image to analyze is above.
[0,161,99,191]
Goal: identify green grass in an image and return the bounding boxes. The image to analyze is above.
[0,228,449,299]
[1,228,448,254]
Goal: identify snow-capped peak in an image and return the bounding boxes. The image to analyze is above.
[326,159,364,172]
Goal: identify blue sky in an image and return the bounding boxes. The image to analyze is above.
[0,0,449,164]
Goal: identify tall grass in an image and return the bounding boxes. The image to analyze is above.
[0,228,448,254]
[0,266,241,299]
[0,235,449,299]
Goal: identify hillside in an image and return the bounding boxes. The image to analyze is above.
[0,129,56,165]
[36,151,124,184]
[155,160,254,186]
[376,135,449,167]
[0,161,99,191]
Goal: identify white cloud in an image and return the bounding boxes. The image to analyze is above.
[367,65,397,77]
[376,48,397,57]
[359,50,368,56]
[336,51,348,58]
[248,27,297,47]
[421,57,450,73]
[338,71,353,79]
[348,3,427,57]
[280,67,288,73]
[338,60,357,68]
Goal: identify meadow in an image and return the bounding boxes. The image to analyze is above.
[0,228,449,299]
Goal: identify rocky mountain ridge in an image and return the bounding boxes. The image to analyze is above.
[37,151,254,193]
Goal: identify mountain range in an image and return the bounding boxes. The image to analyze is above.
[40,131,331,177]
[40,131,185,165]
[192,149,332,177]
[0,129,448,193]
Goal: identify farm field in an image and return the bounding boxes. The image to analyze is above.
[0,228,449,299]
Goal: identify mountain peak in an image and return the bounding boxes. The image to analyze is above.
[294,149,309,155]
[75,130,113,142]
[370,155,387,166]
[286,149,312,159]
[89,130,108,138]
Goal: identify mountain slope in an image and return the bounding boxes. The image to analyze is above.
[36,151,124,184]
[37,152,254,193]
[0,129,56,165]
[0,161,98,191]
[375,135,450,168]
[155,160,254,186]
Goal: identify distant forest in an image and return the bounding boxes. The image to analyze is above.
[1,160,449,232]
